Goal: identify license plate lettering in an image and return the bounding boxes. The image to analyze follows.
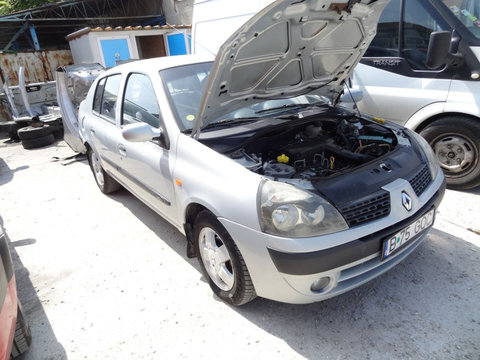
[382,209,435,260]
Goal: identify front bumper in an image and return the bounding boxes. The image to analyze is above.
[219,172,446,304]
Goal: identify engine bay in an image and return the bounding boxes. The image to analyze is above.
[229,116,398,179]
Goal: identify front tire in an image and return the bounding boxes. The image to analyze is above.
[420,117,480,190]
[87,149,121,194]
[193,211,256,306]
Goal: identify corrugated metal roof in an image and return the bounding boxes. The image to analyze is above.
[0,0,165,50]
[66,24,191,42]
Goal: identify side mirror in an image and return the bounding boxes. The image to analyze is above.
[122,122,161,142]
[426,31,463,69]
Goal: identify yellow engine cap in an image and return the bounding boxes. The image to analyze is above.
[277,154,289,163]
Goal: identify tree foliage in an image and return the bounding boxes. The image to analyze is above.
[0,0,58,15]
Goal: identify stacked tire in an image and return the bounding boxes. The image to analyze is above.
[17,124,55,149]
[42,118,64,139]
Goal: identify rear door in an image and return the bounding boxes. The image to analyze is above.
[87,74,124,177]
[351,0,452,124]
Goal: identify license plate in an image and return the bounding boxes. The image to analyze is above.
[382,208,435,260]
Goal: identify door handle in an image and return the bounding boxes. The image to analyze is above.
[118,144,127,157]
[90,129,95,136]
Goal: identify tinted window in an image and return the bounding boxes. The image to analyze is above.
[403,0,447,70]
[365,0,400,57]
[122,73,160,128]
[93,74,122,121]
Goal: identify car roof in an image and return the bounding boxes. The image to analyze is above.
[102,54,215,76]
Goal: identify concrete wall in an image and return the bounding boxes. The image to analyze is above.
[162,0,194,25]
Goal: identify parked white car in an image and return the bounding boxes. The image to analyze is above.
[59,0,446,305]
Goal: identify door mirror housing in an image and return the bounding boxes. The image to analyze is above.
[122,122,161,142]
[426,31,463,69]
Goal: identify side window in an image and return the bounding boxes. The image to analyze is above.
[93,77,105,113]
[365,0,400,57]
[402,0,448,70]
[92,74,122,121]
[122,73,160,128]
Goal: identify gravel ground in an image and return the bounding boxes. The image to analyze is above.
[1,136,479,360]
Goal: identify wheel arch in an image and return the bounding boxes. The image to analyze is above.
[183,202,215,259]
[408,111,480,133]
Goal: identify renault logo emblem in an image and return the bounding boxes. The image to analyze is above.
[402,191,412,211]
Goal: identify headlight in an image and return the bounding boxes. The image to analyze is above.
[258,180,348,237]
[410,130,439,179]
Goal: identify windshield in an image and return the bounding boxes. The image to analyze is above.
[444,0,480,38]
[161,62,212,130]
[161,63,328,131]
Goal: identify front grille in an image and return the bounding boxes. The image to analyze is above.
[409,165,432,196]
[339,190,391,227]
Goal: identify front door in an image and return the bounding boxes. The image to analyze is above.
[117,72,177,223]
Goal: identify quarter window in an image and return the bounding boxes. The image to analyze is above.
[93,77,105,114]
[92,74,122,121]
[122,73,160,128]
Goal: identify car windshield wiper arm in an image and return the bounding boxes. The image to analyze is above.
[255,103,324,114]
[202,117,259,130]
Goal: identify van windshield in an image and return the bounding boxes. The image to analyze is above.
[445,0,480,38]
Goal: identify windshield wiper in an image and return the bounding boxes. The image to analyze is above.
[255,103,324,114]
[202,117,259,130]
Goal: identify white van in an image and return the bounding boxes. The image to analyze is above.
[192,0,480,190]
[350,0,480,190]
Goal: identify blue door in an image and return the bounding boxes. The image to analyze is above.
[166,33,190,56]
[100,39,130,67]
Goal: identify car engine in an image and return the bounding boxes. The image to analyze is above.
[229,116,397,180]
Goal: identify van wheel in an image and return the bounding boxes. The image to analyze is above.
[10,302,31,358]
[193,211,256,306]
[87,149,121,194]
[420,117,480,190]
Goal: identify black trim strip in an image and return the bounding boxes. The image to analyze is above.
[267,179,446,275]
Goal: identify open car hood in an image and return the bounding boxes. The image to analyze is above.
[193,0,389,137]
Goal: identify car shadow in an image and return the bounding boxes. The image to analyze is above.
[106,190,479,359]
[107,188,190,258]
[0,157,29,186]
[0,216,67,360]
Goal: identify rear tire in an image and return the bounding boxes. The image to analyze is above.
[420,117,480,190]
[87,148,121,194]
[194,210,256,306]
